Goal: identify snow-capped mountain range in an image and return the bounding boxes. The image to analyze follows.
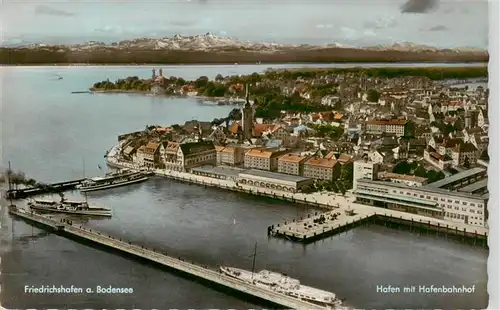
[5,33,487,54]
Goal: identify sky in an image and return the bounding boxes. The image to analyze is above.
[0,0,489,48]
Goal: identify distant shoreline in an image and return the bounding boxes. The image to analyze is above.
[0,47,489,65]
[89,89,237,103]
[0,61,489,67]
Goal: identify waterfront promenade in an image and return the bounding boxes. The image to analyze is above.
[7,206,330,310]
[270,203,488,244]
[106,145,488,243]
[106,145,351,207]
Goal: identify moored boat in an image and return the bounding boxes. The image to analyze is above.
[219,266,343,308]
[77,170,150,192]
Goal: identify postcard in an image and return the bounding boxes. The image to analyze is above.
[0,0,494,309]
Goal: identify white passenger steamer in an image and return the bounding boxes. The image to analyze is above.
[27,198,112,217]
[77,169,151,192]
[219,266,344,308]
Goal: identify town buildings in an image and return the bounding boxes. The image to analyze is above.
[365,119,408,137]
[215,145,249,166]
[244,148,290,171]
[378,172,428,187]
[120,136,216,172]
[117,70,490,227]
[136,142,161,168]
[303,157,340,181]
[353,159,380,189]
[180,141,217,170]
[278,154,309,176]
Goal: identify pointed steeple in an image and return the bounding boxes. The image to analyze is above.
[241,83,253,140]
[245,84,250,107]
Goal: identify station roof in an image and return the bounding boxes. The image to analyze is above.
[425,168,486,189]
[191,165,246,177]
[239,169,311,183]
[457,179,489,194]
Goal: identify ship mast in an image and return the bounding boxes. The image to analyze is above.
[251,242,257,280]
[82,158,88,203]
[7,161,15,239]
[82,157,86,178]
[7,161,13,205]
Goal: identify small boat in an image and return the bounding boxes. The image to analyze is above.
[219,266,343,307]
[27,198,112,217]
[77,170,150,192]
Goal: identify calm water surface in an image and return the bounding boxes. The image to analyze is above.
[0,64,488,309]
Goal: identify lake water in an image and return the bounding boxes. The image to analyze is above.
[0,63,489,309]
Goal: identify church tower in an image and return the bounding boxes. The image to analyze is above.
[152,69,156,80]
[241,84,253,140]
[464,110,472,129]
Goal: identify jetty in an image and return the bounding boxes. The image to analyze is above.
[8,206,330,310]
[269,204,488,247]
[71,91,92,94]
[6,179,86,199]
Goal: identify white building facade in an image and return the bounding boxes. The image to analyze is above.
[354,179,488,227]
[353,160,380,189]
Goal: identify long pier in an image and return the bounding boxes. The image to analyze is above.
[6,179,86,199]
[8,206,329,310]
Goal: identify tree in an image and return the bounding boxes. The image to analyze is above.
[414,165,428,178]
[195,76,209,88]
[443,123,456,135]
[338,183,346,196]
[463,156,471,168]
[211,118,224,126]
[427,170,445,183]
[480,149,489,160]
[215,74,224,82]
[392,161,412,174]
[367,89,380,102]
[228,108,242,121]
[454,118,464,131]
[175,77,186,86]
[249,72,261,83]
[340,163,354,188]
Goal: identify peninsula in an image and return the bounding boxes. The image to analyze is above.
[90,66,488,119]
[0,34,489,65]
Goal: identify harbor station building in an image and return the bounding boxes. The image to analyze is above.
[353,161,489,228]
[191,165,313,193]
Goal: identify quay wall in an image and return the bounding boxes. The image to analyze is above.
[106,147,350,210]
[7,207,327,310]
[270,210,488,247]
[106,145,489,242]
